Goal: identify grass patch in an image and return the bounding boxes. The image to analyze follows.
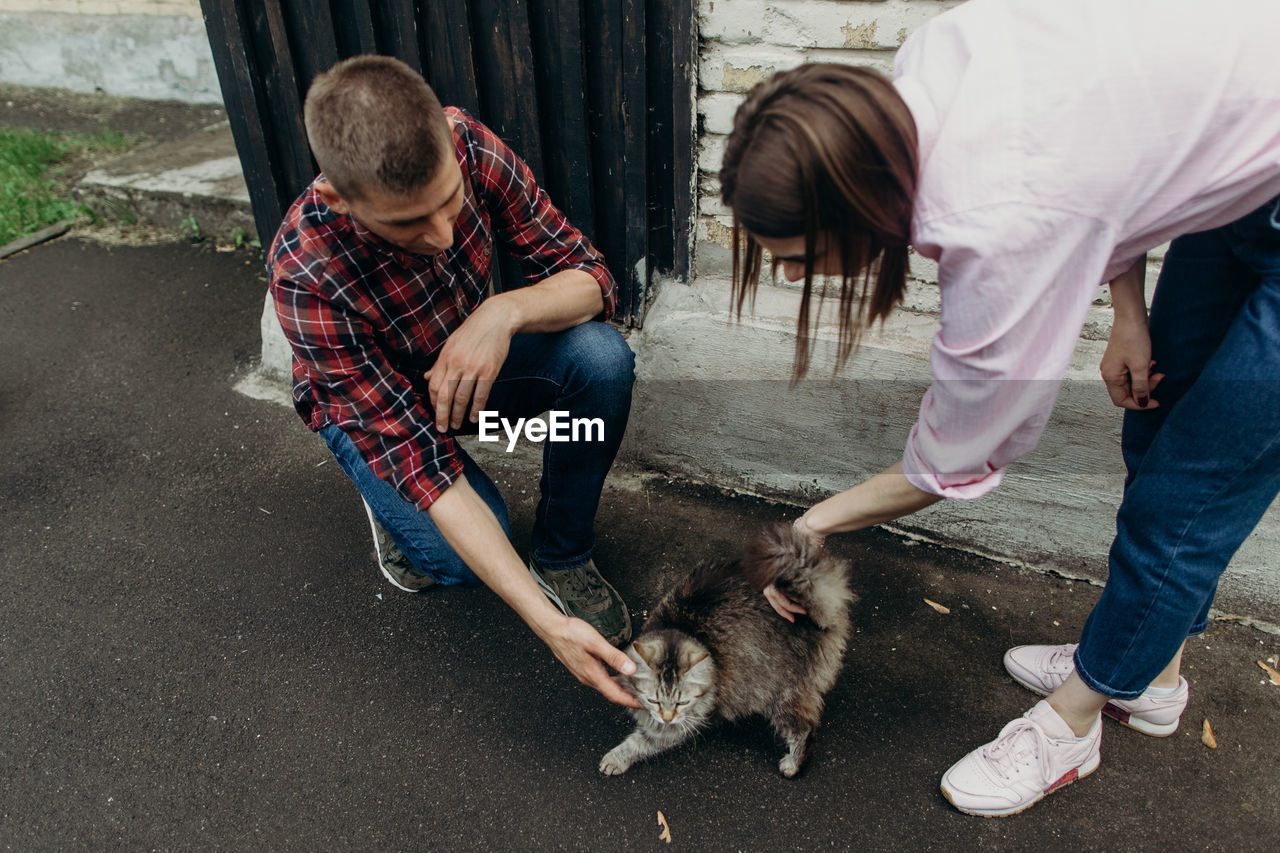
[0,128,133,247]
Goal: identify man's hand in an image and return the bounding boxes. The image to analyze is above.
[539,616,643,708]
[428,477,640,709]
[425,297,518,431]
[424,270,604,432]
[1100,313,1164,410]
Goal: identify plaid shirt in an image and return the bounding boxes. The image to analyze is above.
[269,107,617,510]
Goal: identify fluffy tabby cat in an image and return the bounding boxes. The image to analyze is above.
[599,523,855,778]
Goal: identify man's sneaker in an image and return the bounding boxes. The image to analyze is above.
[941,700,1102,818]
[1004,643,1187,737]
[361,500,436,592]
[528,557,631,647]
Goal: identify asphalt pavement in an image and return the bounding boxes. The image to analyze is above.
[1,233,1277,851]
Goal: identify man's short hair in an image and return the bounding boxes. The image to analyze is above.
[303,55,452,201]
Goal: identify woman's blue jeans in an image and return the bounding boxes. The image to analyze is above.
[320,321,635,586]
[1075,198,1280,699]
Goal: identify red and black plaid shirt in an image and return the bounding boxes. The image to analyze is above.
[269,107,617,510]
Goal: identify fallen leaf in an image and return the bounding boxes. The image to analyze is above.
[657,810,672,844]
[1257,660,1280,686]
[1201,718,1217,749]
[923,598,951,615]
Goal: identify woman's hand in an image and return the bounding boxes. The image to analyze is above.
[762,516,822,622]
[1100,316,1164,410]
[792,514,826,548]
[763,471,941,621]
[764,583,807,623]
[1101,253,1163,410]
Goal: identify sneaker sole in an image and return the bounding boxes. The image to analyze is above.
[941,752,1101,818]
[1099,704,1179,737]
[1007,672,1180,738]
[361,501,426,594]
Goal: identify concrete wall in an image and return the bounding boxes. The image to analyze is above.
[0,0,221,104]
[623,0,1280,627]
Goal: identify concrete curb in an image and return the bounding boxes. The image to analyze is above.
[73,120,254,238]
[0,219,76,260]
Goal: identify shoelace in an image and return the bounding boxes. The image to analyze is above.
[562,565,609,611]
[981,718,1048,784]
[1045,646,1075,674]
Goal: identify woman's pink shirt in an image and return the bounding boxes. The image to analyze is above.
[893,0,1280,498]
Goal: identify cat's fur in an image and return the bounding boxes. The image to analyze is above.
[599,523,856,777]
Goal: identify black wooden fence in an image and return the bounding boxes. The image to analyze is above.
[199,0,694,326]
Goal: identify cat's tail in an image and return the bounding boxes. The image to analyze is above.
[739,522,855,630]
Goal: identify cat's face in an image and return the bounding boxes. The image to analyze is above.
[626,632,716,728]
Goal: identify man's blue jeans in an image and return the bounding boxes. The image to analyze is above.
[320,321,635,586]
[1075,198,1280,699]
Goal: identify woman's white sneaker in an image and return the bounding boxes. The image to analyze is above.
[941,700,1102,818]
[1003,643,1188,737]
[1003,643,1077,694]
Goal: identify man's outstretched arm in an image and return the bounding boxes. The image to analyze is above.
[426,473,641,708]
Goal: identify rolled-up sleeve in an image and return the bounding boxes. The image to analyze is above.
[459,111,618,320]
[903,204,1117,498]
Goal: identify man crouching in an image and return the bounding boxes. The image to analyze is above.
[268,55,640,707]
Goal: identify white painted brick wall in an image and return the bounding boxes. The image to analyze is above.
[695,1,960,279]
[703,0,952,50]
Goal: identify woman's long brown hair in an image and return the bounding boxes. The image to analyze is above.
[720,63,918,379]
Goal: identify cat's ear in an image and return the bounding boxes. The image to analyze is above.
[677,643,710,672]
[632,637,663,670]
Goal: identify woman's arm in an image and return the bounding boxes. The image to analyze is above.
[797,461,942,545]
[1099,253,1163,409]
[768,206,1118,618]
[765,462,942,622]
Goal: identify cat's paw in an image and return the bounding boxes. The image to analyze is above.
[599,748,634,776]
[778,754,803,778]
